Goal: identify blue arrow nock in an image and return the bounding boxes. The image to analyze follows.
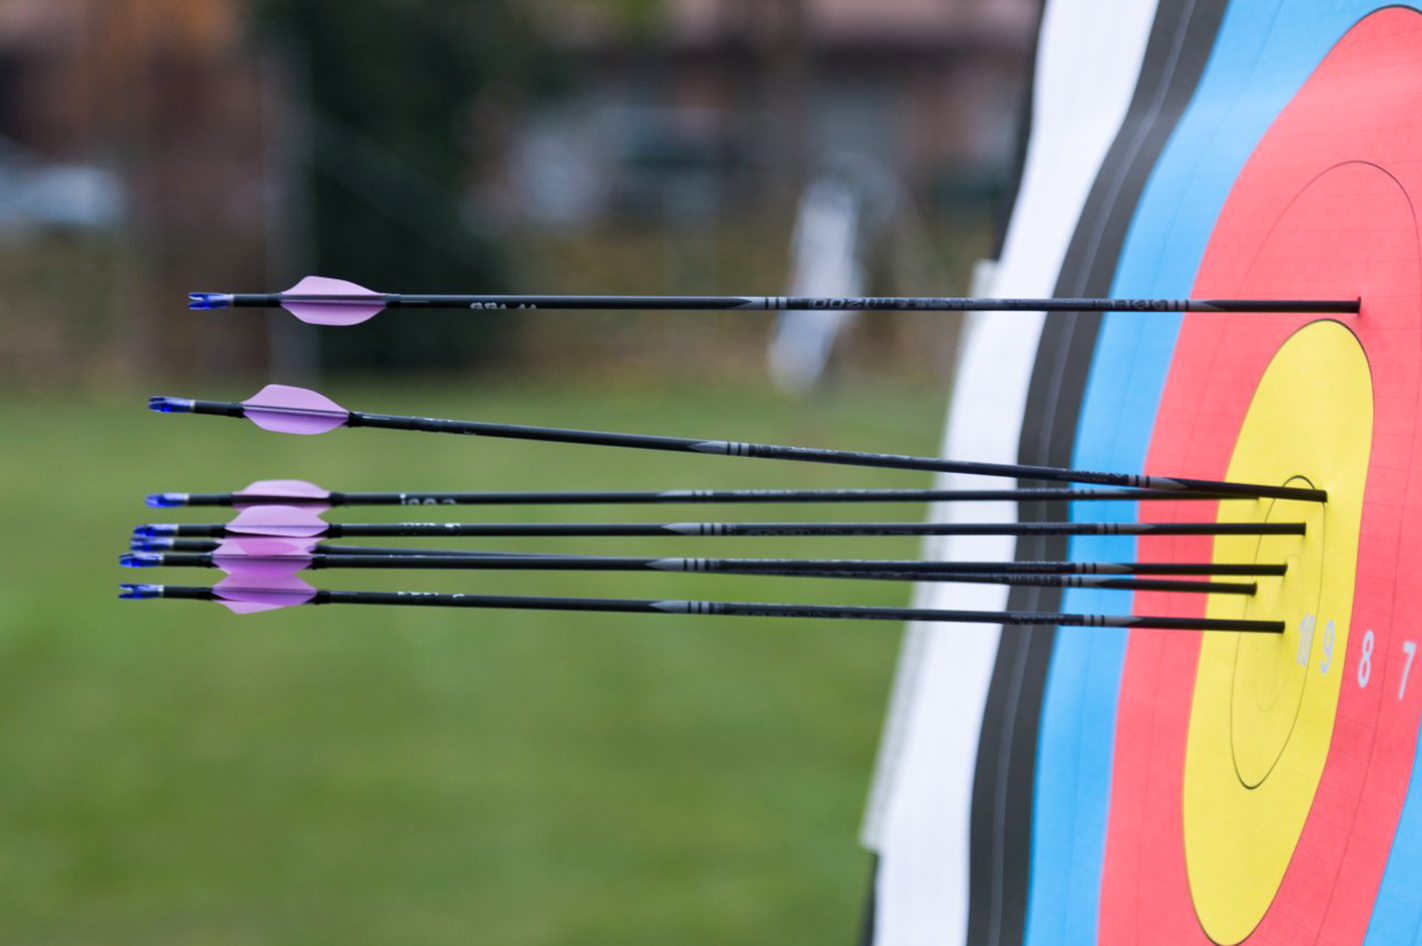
[120,553,161,568]
[131,536,175,551]
[148,397,194,414]
[146,492,189,508]
[134,524,178,537]
[188,292,233,310]
[119,583,163,600]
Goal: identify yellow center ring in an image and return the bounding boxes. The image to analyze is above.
[1183,321,1373,944]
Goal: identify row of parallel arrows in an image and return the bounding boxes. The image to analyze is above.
[124,380,1313,633]
[128,278,1346,631]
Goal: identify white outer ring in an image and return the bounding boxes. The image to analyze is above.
[862,1,1161,942]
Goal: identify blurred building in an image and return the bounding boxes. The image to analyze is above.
[0,0,262,231]
[510,0,1038,227]
[0,0,1035,385]
[0,0,277,383]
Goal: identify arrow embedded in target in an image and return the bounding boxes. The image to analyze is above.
[186,275,1360,327]
[119,538,1259,596]
[147,384,1329,502]
[144,477,1245,510]
[130,503,1306,541]
[127,538,1286,577]
[117,578,1284,632]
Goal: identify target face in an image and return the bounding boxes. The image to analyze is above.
[1101,12,1422,943]
[868,4,1422,945]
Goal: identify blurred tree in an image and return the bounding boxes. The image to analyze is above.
[252,0,551,371]
[568,0,668,33]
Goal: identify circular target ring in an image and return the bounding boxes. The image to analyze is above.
[1226,473,1326,791]
[867,6,1422,944]
[1099,10,1422,944]
[1183,321,1371,944]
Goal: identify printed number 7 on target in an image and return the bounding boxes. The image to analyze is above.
[1355,630,1418,698]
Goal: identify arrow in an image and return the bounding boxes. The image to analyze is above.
[149,385,1328,502]
[128,538,1286,576]
[130,536,551,557]
[119,580,1284,632]
[187,275,1360,326]
[120,540,1257,595]
[132,504,1305,540]
[144,478,1241,509]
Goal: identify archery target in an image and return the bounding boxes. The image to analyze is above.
[867,3,1422,945]
[1100,11,1422,942]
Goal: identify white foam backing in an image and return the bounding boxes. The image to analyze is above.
[863,1,1163,942]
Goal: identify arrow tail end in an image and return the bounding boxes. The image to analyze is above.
[188,292,234,310]
[149,396,195,414]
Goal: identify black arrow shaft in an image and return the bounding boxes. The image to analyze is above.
[230,292,1358,314]
[176,520,1306,539]
[146,539,546,558]
[143,584,1283,632]
[167,397,1326,503]
[308,557,1250,592]
[339,409,1325,502]
[147,540,1287,577]
[171,487,1237,508]
[155,551,1254,595]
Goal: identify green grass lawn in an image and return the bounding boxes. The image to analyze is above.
[0,376,947,945]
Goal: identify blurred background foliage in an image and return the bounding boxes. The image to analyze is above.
[0,0,1032,388]
[0,0,1035,941]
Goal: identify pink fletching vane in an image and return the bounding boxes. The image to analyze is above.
[281,275,386,326]
[234,479,331,511]
[213,537,316,578]
[227,504,329,538]
[214,574,317,614]
[241,384,349,435]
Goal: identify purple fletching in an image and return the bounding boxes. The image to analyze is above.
[214,574,317,614]
[241,384,349,435]
[227,504,330,538]
[281,275,386,326]
[213,537,316,578]
[234,478,332,511]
